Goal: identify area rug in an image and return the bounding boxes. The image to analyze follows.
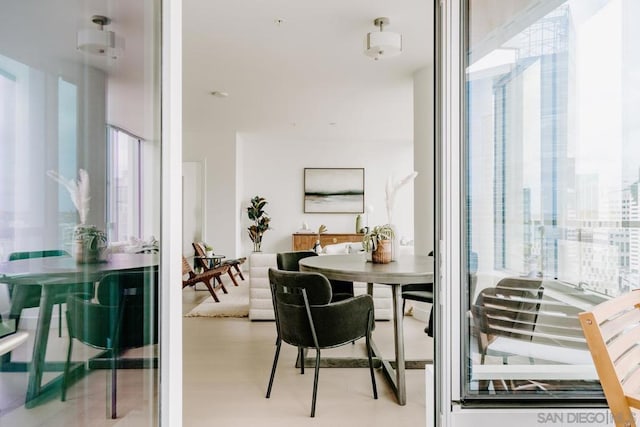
[184,283,249,318]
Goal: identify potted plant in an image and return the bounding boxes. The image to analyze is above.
[47,168,109,263]
[247,195,271,252]
[204,244,214,257]
[73,225,108,263]
[362,224,395,264]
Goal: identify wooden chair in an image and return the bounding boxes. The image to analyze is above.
[182,256,229,302]
[222,256,247,285]
[192,242,245,287]
[579,289,640,427]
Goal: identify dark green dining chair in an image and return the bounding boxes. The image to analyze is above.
[61,268,159,419]
[266,268,377,417]
[401,251,434,336]
[276,251,354,301]
[7,250,91,337]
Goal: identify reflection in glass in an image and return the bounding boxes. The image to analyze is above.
[0,1,161,424]
[465,0,640,401]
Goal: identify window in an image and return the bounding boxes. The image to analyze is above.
[0,67,16,260]
[464,0,640,401]
[106,126,142,243]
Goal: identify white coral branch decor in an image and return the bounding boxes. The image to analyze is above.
[47,168,91,225]
[385,171,418,225]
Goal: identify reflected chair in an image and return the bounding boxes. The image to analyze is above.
[266,268,377,417]
[579,289,640,427]
[182,256,229,302]
[7,250,91,337]
[192,242,245,287]
[401,251,434,336]
[471,277,544,392]
[61,269,159,419]
[276,251,353,302]
[472,277,544,364]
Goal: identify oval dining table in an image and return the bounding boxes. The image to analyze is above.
[0,252,158,408]
[299,253,434,406]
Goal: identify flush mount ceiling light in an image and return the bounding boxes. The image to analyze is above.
[77,15,123,59]
[364,17,402,60]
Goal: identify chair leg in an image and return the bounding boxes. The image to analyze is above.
[227,270,239,287]
[219,277,229,294]
[310,349,321,417]
[58,304,62,337]
[298,347,305,374]
[426,307,434,336]
[214,276,229,294]
[109,354,117,419]
[234,264,245,280]
[266,338,281,398]
[61,338,73,402]
[203,281,220,302]
[366,311,378,399]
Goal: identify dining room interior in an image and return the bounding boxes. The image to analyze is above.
[2,0,639,426]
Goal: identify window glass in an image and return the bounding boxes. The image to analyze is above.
[465,0,640,400]
[0,64,17,260]
[107,126,142,243]
[58,78,78,247]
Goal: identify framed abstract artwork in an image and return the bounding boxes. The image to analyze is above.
[304,168,365,213]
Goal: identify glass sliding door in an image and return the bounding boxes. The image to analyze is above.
[0,1,162,424]
[464,0,640,403]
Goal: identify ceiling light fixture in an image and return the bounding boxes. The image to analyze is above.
[77,15,123,59]
[364,17,402,61]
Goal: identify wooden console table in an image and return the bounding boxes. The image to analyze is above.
[292,233,363,251]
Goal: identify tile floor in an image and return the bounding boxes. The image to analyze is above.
[1,275,433,426]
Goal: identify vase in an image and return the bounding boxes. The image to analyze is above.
[355,214,363,233]
[372,239,392,264]
[73,239,101,264]
[253,240,262,252]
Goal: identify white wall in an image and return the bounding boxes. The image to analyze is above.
[183,128,239,257]
[182,162,204,254]
[414,66,435,256]
[239,135,415,255]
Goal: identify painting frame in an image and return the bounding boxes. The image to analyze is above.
[304,168,365,214]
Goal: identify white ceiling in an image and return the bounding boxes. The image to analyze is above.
[0,1,433,143]
[183,0,434,142]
